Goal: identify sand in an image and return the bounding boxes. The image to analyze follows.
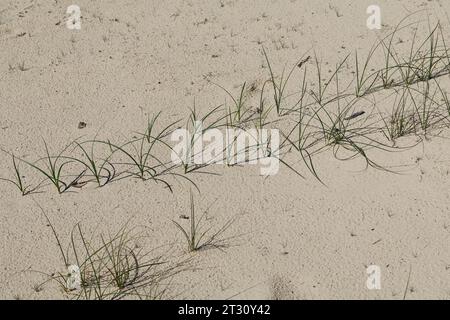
[1,0,450,300]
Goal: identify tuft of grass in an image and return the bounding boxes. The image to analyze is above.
[172,191,233,252]
[17,140,81,194]
[179,104,228,173]
[315,99,388,171]
[436,80,450,118]
[32,283,44,293]
[263,47,300,116]
[104,112,178,182]
[253,80,275,129]
[407,80,448,135]
[0,154,41,195]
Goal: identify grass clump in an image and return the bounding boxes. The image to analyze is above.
[65,140,117,188]
[0,154,41,195]
[379,89,417,141]
[40,213,188,300]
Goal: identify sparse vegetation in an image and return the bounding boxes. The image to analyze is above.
[1,16,450,195]
[172,191,234,252]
